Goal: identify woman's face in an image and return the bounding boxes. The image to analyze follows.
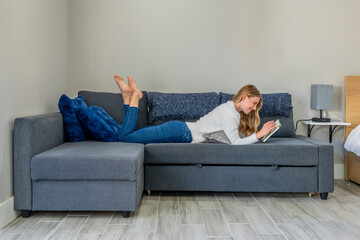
[235,95,260,114]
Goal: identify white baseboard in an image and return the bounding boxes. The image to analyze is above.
[0,196,20,230]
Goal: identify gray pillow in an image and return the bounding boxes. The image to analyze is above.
[202,130,231,144]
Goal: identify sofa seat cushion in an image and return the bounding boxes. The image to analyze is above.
[31,141,144,181]
[145,137,318,166]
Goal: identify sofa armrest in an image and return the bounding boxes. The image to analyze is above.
[295,135,334,193]
[14,112,65,210]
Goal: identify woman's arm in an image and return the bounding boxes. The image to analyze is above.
[221,116,258,145]
[222,116,277,145]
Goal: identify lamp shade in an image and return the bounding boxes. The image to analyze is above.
[310,84,333,110]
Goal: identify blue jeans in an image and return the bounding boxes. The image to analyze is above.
[117,104,192,144]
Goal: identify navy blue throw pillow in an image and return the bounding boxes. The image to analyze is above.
[58,94,88,142]
[75,106,121,142]
[220,92,293,117]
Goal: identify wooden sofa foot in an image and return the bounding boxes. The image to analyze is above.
[21,210,31,218]
[122,211,130,218]
[320,192,328,200]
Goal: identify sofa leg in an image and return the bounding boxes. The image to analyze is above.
[21,210,31,218]
[122,211,130,218]
[320,192,328,200]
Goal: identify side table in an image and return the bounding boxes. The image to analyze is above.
[302,121,351,143]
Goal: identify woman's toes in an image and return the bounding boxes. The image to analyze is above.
[113,74,123,81]
[127,76,141,92]
[114,74,133,94]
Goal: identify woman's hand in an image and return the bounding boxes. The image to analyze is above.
[256,121,277,140]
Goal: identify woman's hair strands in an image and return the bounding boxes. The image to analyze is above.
[232,85,263,136]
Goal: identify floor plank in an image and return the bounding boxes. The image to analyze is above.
[74,233,102,240]
[20,222,60,240]
[159,201,179,216]
[277,223,314,240]
[78,212,113,234]
[179,201,203,225]
[292,214,335,240]
[0,233,24,240]
[219,201,249,224]
[127,231,154,240]
[243,207,280,234]
[201,209,232,237]
[259,234,287,240]
[2,212,46,234]
[229,223,260,240]
[155,215,180,240]
[259,202,296,224]
[47,216,88,240]
[131,204,158,232]
[180,225,207,240]
[101,224,130,240]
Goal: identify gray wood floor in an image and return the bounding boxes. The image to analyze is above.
[1,180,360,240]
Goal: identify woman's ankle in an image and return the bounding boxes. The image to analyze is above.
[129,92,142,107]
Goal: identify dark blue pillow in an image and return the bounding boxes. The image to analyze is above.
[148,92,220,122]
[58,94,88,142]
[220,92,293,117]
[75,106,121,142]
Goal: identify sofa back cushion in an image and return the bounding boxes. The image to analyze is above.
[78,91,149,130]
[148,92,220,125]
[220,92,295,137]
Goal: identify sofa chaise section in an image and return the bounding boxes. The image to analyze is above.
[14,113,144,218]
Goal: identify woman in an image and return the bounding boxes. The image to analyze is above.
[114,74,276,144]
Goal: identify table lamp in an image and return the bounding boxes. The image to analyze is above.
[311,84,333,122]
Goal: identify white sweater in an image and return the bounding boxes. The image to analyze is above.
[186,101,258,145]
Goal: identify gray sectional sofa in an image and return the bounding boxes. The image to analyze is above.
[14,91,334,218]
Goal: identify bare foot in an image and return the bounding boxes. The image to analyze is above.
[129,91,143,107]
[114,74,133,96]
[127,76,143,99]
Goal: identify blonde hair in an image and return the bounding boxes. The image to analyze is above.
[232,85,263,136]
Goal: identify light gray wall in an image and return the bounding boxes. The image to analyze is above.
[69,0,360,179]
[0,0,69,203]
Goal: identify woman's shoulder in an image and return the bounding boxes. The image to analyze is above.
[218,100,234,108]
[215,101,238,117]
[212,101,232,112]
[222,101,236,112]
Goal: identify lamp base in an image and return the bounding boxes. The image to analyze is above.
[312,117,330,122]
